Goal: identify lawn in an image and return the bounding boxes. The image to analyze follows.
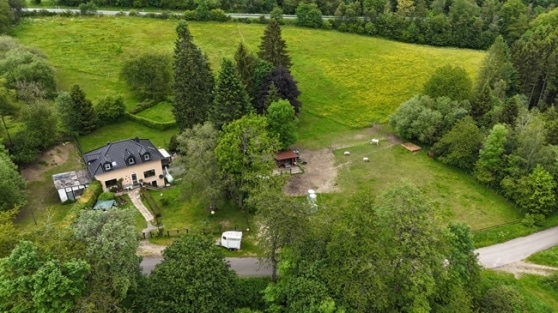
[329,143,521,231]
[78,120,177,152]
[144,186,260,256]
[136,101,174,123]
[14,16,485,145]
[16,144,84,229]
[528,246,558,267]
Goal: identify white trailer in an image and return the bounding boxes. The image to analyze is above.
[216,231,243,251]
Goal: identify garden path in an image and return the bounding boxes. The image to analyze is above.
[127,188,155,225]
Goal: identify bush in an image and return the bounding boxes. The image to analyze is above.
[96,96,126,125]
[183,10,198,20]
[98,191,115,201]
[78,181,103,209]
[129,10,138,16]
[479,285,526,313]
[120,52,172,102]
[235,277,270,311]
[129,99,156,114]
[210,9,228,22]
[79,2,98,15]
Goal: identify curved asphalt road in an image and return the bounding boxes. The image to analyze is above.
[140,227,558,276]
[475,226,558,268]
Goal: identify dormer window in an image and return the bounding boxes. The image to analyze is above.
[104,163,112,171]
[128,157,135,165]
[144,153,151,161]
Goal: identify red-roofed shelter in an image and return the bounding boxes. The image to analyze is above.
[275,150,298,168]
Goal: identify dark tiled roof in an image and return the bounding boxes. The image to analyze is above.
[83,138,164,176]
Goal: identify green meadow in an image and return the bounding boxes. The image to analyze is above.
[13,16,527,248]
[14,16,484,145]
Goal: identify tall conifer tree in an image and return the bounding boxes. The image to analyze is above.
[257,19,292,70]
[172,21,214,130]
[58,85,97,135]
[209,58,253,129]
[234,42,257,102]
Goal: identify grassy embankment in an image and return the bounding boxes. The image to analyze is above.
[13,16,522,247]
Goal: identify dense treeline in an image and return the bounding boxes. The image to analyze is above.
[50,0,555,49]
[390,10,558,224]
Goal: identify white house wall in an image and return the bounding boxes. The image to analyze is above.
[95,160,165,191]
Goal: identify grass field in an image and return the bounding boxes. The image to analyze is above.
[329,143,520,230]
[14,16,484,145]
[78,120,177,152]
[528,246,558,267]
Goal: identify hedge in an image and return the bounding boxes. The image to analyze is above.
[125,112,176,130]
[77,180,103,208]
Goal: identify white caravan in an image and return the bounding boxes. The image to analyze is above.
[216,231,243,251]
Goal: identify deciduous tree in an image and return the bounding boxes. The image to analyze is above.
[120,53,172,101]
[423,65,472,101]
[172,21,214,130]
[375,180,444,313]
[0,142,26,211]
[247,176,309,282]
[209,58,253,129]
[431,116,484,170]
[176,121,223,208]
[215,114,279,208]
[137,234,237,313]
[389,95,470,145]
[515,165,556,216]
[257,67,301,114]
[72,208,141,311]
[0,241,90,313]
[266,99,297,150]
[474,124,509,186]
[258,19,292,70]
[295,3,323,28]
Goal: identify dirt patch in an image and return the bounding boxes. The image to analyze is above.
[494,261,558,278]
[137,240,166,257]
[283,126,403,196]
[21,142,76,182]
[284,148,338,196]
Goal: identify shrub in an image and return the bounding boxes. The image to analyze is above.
[129,99,156,114]
[210,9,228,22]
[98,191,115,201]
[120,52,172,102]
[78,181,103,208]
[235,277,270,310]
[128,10,138,16]
[96,96,126,125]
[183,10,198,20]
[79,2,98,15]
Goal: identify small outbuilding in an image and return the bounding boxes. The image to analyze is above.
[275,150,298,168]
[52,170,92,202]
[93,200,116,211]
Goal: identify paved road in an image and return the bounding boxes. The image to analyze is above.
[476,226,558,268]
[140,227,558,275]
[141,256,272,276]
[23,7,336,20]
